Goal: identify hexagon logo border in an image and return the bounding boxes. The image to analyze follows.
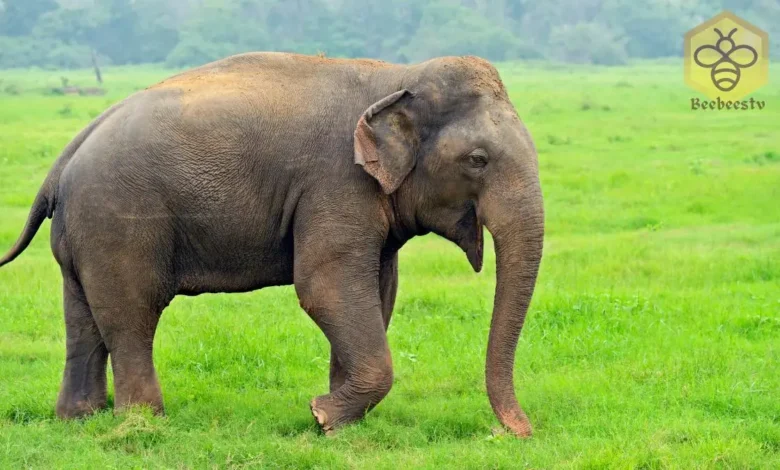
[684,10,770,100]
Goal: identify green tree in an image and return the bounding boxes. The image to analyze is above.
[94,0,141,64]
[133,0,180,63]
[0,0,58,36]
[166,0,271,67]
[399,1,535,62]
[32,1,141,64]
[548,22,628,65]
[602,0,689,58]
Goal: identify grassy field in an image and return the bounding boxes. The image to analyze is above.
[0,61,778,469]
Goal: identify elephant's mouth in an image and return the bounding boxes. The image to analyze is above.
[455,202,484,272]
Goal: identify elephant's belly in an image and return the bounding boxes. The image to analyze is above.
[175,235,295,296]
[176,257,294,295]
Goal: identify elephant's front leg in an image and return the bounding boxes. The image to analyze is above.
[296,255,392,434]
[329,252,398,393]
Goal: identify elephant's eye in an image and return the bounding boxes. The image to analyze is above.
[468,151,488,169]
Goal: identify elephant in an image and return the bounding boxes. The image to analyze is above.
[0,52,544,437]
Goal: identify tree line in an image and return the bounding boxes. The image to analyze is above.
[0,0,778,69]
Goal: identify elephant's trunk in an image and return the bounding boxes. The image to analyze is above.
[483,176,544,437]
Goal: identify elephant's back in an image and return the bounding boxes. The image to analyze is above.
[55,51,393,237]
[60,89,266,212]
[147,52,399,107]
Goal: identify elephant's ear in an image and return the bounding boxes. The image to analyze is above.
[354,90,417,194]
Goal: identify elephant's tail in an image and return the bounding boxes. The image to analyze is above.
[0,187,49,268]
[0,104,120,268]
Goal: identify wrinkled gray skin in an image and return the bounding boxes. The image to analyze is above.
[0,52,543,437]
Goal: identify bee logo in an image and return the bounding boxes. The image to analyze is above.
[693,27,759,92]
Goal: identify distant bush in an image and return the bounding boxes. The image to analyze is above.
[46,44,101,69]
[57,104,74,117]
[398,3,541,63]
[165,38,244,68]
[164,2,271,67]
[0,36,52,68]
[0,36,105,69]
[3,84,21,95]
[548,23,628,66]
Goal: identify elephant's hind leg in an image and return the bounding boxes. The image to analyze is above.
[78,250,174,416]
[88,289,170,415]
[56,271,109,419]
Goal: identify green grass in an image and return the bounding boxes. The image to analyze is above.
[1,61,779,468]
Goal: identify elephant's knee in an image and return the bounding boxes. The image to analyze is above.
[295,273,344,318]
[353,355,394,402]
[374,367,394,401]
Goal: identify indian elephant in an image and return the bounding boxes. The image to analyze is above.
[0,52,544,437]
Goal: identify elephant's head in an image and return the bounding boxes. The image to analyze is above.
[354,56,544,437]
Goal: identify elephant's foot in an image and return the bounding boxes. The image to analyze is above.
[108,335,165,416]
[56,370,109,419]
[113,372,165,416]
[309,395,365,435]
[310,398,333,435]
[310,397,341,435]
[56,397,106,420]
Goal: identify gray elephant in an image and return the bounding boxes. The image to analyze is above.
[0,52,544,437]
